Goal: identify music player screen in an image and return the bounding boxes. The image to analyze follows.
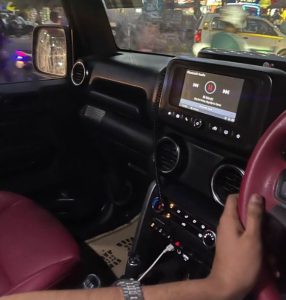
[178,70,244,122]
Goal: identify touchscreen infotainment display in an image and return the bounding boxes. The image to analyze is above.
[178,70,244,122]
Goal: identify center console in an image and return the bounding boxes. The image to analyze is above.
[125,57,286,285]
[125,182,221,283]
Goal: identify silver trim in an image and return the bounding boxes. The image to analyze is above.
[211,164,245,207]
[71,61,86,86]
[127,256,141,267]
[156,137,180,174]
[129,181,157,256]
[82,274,101,289]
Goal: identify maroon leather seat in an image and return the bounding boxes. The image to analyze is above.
[0,192,80,296]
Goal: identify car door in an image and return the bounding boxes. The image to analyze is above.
[0,1,77,197]
[240,18,282,54]
[0,0,156,239]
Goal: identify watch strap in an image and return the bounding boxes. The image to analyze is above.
[115,279,144,300]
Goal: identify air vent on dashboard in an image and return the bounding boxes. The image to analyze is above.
[211,164,244,206]
[156,137,180,174]
[71,61,86,86]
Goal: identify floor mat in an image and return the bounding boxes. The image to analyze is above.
[86,216,139,278]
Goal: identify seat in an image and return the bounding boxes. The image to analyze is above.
[0,191,80,296]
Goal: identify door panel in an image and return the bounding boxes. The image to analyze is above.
[0,81,77,193]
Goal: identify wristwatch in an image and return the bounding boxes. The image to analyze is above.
[114,279,144,300]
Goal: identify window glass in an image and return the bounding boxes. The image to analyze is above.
[105,4,197,55]
[211,17,227,31]
[0,0,67,84]
[103,0,286,57]
[245,19,277,36]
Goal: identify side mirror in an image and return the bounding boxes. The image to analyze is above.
[33,25,72,77]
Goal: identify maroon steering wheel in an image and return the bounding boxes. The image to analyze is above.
[238,111,286,300]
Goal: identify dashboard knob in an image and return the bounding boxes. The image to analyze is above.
[202,230,216,248]
[151,197,165,213]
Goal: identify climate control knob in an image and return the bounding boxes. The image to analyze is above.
[151,197,164,213]
[202,230,216,248]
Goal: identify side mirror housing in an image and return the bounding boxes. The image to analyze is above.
[33,25,72,77]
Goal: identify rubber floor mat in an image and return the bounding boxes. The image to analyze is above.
[86,216,139,278]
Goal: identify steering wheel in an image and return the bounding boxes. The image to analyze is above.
[238,111,286,300]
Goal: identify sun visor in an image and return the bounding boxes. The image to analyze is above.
[103,0,143,9]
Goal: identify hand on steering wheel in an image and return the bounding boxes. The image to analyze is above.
[238,111,286,300]
[209,194,264,300]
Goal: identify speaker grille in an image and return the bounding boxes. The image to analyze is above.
[156,137,180,174]
[211,164,244,206]
[71,61,86,86]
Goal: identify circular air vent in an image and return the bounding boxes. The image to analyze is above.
[71,61,86,86]
[156,137,180,174]
[211,164,244,206]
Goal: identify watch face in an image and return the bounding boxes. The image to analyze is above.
[115,280,144,300]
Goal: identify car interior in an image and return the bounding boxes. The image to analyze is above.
[1,0,286,299]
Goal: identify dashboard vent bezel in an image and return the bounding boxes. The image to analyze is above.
[211,164,245,206]
[156,137,180,174]
[71,61,86,86]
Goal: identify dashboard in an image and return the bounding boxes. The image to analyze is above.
[74,52,286,285]
[125,56,286,285]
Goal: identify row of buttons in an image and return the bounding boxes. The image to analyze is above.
[167,111,203,129]
[164,204,216,248]
[208,123,241,140]
[150,221,171,240]
[150,221,192,263]
[168,202,209,234]
[166,110,242,141]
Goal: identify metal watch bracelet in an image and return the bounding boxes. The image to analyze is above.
[115,279,144,300]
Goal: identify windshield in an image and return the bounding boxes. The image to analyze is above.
[103,0,286,57]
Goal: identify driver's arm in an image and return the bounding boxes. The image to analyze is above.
[1,194,264,300]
